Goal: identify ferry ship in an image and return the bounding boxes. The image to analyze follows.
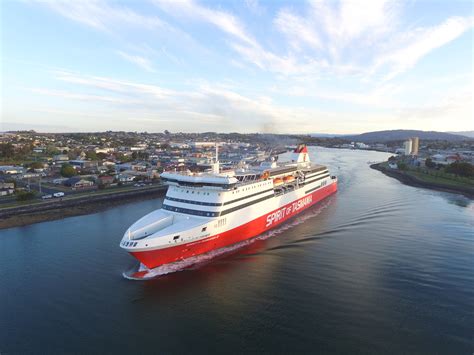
[120,144,337,277]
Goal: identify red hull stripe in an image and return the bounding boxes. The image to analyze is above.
[130,182,337,269]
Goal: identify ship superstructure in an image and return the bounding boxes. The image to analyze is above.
[120,144,337,275]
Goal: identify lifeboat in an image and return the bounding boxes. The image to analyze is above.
[273,178,284,187]
[283,175,295,183]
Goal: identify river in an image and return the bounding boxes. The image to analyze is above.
[1,147,473,353]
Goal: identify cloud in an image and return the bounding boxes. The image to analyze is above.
[238,0,472,82]
[28,71,333,132]
[245,0,264,15]
[274,9,322,50]
[375,16,474,80]
[29,88,142,104]
[153,0,256,45]
[117,51,156,72]
[40,0,167,32]
[37,0,204,53]
[397,91,473,127]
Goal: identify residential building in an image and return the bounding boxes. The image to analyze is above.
[98,175,114,185]
[64,177,94,188]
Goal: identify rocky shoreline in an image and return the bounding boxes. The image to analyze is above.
[0,186,167,230]
[370,163,474,199]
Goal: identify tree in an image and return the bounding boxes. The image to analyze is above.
[16,190,36,201]
[96,152,107,160]
[160,142,171,150]
[0,143,15,159]
[29,162,44,170]
[425,158,436,169]
[60,163,77,177]
[446,162,474,178]
[86,151,98,160]
[68,149,81,160]
[397,162,407,171]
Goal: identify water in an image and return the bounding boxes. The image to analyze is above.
[1,148,473,354]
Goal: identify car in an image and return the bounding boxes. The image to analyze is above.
[41,194,53,200]
[133,183,140,187]
[53,192,65,198]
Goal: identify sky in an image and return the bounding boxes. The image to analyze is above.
[1,0,473,134]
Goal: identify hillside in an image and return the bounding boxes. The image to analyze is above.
[343,130,470,143]
[449,131,474,138]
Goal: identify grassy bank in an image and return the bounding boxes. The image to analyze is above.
[371,163,474,198]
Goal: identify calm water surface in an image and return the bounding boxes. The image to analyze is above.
[1,148,473,354]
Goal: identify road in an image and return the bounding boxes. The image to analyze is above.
[0,181,165,206]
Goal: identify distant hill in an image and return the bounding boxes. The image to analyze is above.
[310,133,346,138]
[448,131,474,138]
[343,130,470,143]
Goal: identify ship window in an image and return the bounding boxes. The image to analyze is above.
[173,235,179,240]
[202,227,207,232]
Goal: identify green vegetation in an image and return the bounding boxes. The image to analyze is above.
[0,143,15,158]
[96,152,108,160]
[60,163,77,177]
[409,170,473,189]
[383,158,474,192]
[0,142,33,163]
[425,158,436,168]
[16,190,37,201]
[85,150,98,160]
[397,161,407,170]
[28,162,44,170]
[445,162,474,178]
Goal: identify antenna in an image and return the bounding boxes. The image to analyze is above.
[213,142,220,174]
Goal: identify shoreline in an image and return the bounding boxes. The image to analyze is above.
[370,163,474,199]
[0,186,168,230]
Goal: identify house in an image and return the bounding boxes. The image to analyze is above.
[0,166,24,175]
[53,178,68,184]
[0,181,15,196]
[53,154,69,162]
[446,155,461,164]
[131,144,147,151]
[131,162,149,172]
[95,148,115,154]
[117,174,135,182]
[64,177,94,188]
[98,175,114,185]
[69,160,98,170]
[0,182,15,189]
[33,147,45,153]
